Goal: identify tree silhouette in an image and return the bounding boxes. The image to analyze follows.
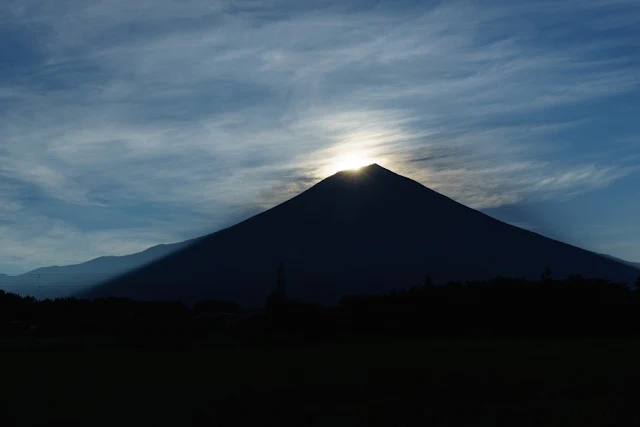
[541,267,553,282]
[424,275,433,288]
[635,276,640,291]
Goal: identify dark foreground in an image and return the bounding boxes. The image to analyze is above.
[2,335,640,426]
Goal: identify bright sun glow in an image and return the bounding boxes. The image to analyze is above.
[333,155,374,172]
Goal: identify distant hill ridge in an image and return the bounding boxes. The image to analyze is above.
[0,240,196,299]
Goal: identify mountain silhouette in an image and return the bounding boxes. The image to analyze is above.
[82,164,639,307]
[0,240,195,299]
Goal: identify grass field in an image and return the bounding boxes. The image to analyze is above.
[2,335,639,426]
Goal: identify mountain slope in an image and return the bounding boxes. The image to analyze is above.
[0,240,196,299]
[601,254,640,271]
[84,164,640,307]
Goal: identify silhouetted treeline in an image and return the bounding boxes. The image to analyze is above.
[266,274,640,339]
[0,291,242,345]
[3,273,640,345]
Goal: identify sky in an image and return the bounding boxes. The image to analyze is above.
[0,0,639,274]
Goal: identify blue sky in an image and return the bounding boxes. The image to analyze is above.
[0,0,639,274]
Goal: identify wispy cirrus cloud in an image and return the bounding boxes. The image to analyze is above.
[0,0,639,272]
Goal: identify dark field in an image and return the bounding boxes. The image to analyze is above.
[2,335,640,426]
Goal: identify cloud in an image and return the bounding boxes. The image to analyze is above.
[0,0,639,271]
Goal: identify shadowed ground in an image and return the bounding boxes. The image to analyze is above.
[2,336,639,426]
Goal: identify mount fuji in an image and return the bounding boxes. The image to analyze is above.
[81,164,640,307]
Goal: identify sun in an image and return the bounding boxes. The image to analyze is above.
[333,154,374,173]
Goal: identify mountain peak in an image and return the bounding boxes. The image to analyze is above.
[317,162,434,200]
[335,162,386,175]
[360,162,384,170]
[328,163,405,186]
